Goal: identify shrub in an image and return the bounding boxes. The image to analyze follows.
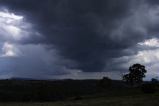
[141,83,157,94]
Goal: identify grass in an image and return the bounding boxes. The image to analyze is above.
[0,93,158,106]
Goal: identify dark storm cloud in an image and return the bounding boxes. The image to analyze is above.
[146,0,159,5]
[1,0,159,73]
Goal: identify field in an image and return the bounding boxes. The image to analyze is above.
[0,79,158,105]
[0,93,158,106]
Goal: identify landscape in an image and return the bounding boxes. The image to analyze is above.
[0,0,159,105]
[0,77,157,106]
[0,64,158,105]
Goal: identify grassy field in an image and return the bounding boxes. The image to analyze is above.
[0,79,158,105]
[0,93,158,106]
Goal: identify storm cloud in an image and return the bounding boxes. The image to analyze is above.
[0,0,159,79]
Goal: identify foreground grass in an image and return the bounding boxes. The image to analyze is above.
[0,93,158,106]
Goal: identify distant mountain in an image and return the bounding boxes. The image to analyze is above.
[9,77,38,80]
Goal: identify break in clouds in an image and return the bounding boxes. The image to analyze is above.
[0,0,159,80]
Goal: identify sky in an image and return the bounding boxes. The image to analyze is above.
[0,0,159,80]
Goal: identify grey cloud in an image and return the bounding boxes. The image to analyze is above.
[0,44,71,79]
[0,0,159,78]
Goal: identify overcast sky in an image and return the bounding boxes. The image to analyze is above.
[0,0,159,80]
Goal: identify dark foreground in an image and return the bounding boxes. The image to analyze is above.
[0,79,158,106]
[0,93,158,106]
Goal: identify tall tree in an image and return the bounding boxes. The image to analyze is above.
[123,63,147,86]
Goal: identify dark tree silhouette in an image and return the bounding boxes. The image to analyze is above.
[123,63,147,86]
[151,78,158,84]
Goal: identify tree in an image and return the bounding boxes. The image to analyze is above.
[151,78,158,84]
[123,63,147,86]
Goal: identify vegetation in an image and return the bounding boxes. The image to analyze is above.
[141,83,157,93]
[0,79,99,102]
[98,77,112,89]
[0,78,156,102]
[0,93,158,106]
[123,63,147,86]
[0,63,156,106]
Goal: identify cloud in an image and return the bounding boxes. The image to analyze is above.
[0,44,72,79]
[0,42,20,57]
[114,37,159,80]
[0,0,159,79]
[138,38,159,47]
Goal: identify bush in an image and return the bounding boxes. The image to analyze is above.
[151,78,158,84]
[141,83,157,94]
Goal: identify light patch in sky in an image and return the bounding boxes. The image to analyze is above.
[115,46,159,80]
[0,10,31,41]
[0,11,23,20]
[138,38,159,47]
[1,42,19,57]
[3,25,21,40]
[0,9,39,58]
